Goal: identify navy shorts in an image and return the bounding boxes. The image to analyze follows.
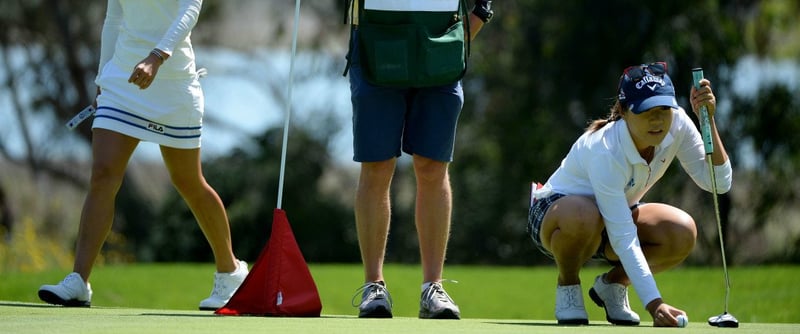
[527,193,624,263]
[347,30,464,162]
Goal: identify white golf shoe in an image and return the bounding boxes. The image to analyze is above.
[198,260,249,310]
[588,273,640,326]
[555,284,589,325]
[38,272,92,307]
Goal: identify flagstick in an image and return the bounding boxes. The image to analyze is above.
[277,0,301,210]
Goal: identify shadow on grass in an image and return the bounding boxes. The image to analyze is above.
[137,313,353,319]
[138,313,218,318]
[486,321,614,327]
[0,301,58,309]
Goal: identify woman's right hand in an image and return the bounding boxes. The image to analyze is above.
[647,298,687,327]
[128,52,163,90]
[93,86,101,109]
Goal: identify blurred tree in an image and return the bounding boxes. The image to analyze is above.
[147,126,359,263]
[447,0,799,265]
[0,0,102,182]
[0,0,130,247]
[724,84,800,263]
[0,0,224,260]
[0,186,12,237]
[2,0,799,266]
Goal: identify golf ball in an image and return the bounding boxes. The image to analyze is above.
[677,314,688,327]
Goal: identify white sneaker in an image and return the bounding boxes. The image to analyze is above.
[588,273,640,326]
[38,272,92,307]
[555,284,588,325]
[198,260,249,310]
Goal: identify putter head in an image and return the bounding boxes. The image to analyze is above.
[708,312,739,328]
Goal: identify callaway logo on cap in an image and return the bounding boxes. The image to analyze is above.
[618,62,679,114]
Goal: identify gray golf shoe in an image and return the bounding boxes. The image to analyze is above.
[354,281,393,318]
[419,282,460,319]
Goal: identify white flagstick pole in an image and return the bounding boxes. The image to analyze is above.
[277,0,301,209]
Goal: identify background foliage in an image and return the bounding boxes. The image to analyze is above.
[1,0,799,271]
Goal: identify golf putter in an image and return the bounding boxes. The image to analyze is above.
[693,68,739,328]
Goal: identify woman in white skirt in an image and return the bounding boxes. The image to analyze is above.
[38,0,248,310]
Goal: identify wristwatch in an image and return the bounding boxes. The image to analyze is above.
[473,0,493,23]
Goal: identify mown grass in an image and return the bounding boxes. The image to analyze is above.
[1,263,798,324]
[2,302,799,334]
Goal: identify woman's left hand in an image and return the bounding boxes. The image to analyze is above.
[690,78,716,118]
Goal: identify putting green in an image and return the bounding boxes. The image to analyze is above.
[1,301,797,334]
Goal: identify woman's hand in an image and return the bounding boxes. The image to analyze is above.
[647,299,688,327]
[93,86,101,108]
[128,51,165,89]
[690,78,716,118]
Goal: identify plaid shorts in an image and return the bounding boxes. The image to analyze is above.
[527,193,620,263]
[527,193,566,260]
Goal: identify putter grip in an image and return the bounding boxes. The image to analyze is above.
[692,68,714,155]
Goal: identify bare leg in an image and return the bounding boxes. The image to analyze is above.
[604,203,697,285]
[355,159,396,283]
[160,145,236,273]
[412,155,451,283]
[539,196,605,286]
[73,129,139,282]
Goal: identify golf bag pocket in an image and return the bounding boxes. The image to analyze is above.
[355,3,468,88]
